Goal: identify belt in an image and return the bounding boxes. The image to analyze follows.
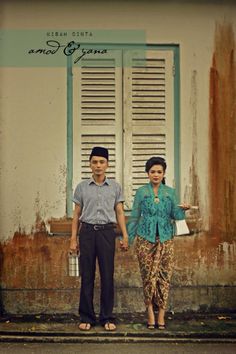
[82,222,115,231]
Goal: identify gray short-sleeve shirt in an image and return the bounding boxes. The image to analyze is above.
[72,177,124,224]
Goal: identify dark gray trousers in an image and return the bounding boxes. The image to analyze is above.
[78,223,116,325]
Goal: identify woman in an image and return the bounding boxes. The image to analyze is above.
[127,157,189,330]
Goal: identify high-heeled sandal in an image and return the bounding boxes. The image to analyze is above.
[146,323,156,330]
[157,323,166,330]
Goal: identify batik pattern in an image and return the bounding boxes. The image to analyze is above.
[135,236,174,310]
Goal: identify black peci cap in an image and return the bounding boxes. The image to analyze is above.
[89,146,109,161]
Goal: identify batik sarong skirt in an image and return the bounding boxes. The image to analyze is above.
[135,236,174,310]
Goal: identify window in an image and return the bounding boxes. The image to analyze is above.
[69,45,179,214]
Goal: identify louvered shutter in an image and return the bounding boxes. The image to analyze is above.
[123,50,175,209]
[73,51,123,185]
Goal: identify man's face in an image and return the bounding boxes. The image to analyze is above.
[90,156,108,176]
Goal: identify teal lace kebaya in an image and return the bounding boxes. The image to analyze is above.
[127,182,185,244]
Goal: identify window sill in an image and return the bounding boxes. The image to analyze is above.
[48,218,73,236]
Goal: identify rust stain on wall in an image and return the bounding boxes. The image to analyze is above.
[209,22,236,238]
[0,229,137,313]
[0,232,80,290]
[1,222,236,313]
[174,233,236,285]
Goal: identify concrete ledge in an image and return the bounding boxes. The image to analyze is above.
[1,286,236,314]
[0,313,236,343]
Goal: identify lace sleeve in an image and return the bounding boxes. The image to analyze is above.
[126,189,141,244]
[171,189,185,220]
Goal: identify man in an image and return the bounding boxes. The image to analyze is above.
[70,146,128,331]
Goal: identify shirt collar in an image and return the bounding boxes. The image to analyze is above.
[88,176,110,186]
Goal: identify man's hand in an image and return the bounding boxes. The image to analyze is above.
[119,236,128,251]
[115,202,129,252]
[70,203,81,253]
[70,237,79,253]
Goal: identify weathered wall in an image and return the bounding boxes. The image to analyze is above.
[1,0,236,314]
[209,22,236,237]
[2,0,236,239]
[1,231,235,314]
[0,67,67,238]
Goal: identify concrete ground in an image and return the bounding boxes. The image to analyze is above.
[1,342,236,354]
[0,312,236,345]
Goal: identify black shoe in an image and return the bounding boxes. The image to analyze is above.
[157,323,166,330]
[147,323,156,330]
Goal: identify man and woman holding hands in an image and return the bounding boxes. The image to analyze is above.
[70,146,190,331]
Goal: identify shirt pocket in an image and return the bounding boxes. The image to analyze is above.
[101,189,116,208]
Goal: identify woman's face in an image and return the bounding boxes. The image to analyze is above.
[148,164,165,185]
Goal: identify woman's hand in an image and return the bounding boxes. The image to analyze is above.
[119,235,129,251]
[178,203,191,210]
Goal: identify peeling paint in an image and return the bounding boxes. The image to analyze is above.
[185,70,202,232]
[174,233,236,286]
[189,70,200,209]
[58,163,67,197]
[0,229,236,313]
[0,232,79,290]
[209,22,236,237]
